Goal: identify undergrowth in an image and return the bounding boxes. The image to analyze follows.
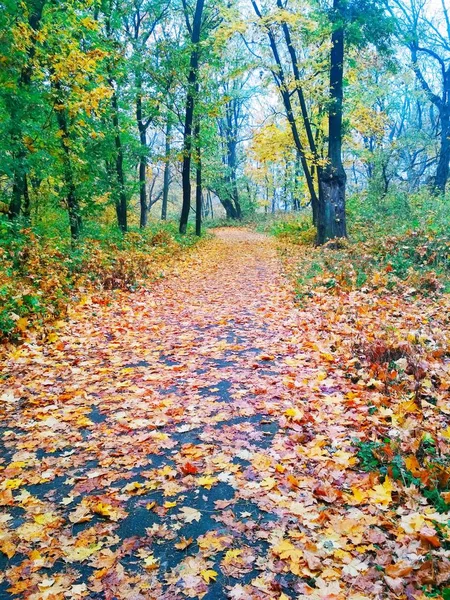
[273,191,450,298]
[274,190,450,597]
[0,217,198,341]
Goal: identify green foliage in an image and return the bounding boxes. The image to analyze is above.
[0,216,198,341]
[266,214,317,245]
[273,191,450,297]
[355,438,450,514]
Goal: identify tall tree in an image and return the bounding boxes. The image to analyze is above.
[320,0,347,242]
[179,0,205,234]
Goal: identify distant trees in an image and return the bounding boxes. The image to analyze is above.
[0,0,447,242]
[388,0,450,194]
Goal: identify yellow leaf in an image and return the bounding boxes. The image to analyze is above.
[16,318,28,332]
[33,512,58,525]
[441,426,450,440]
[348,486,367,505]
[163,501,177,508]
[47,332,59,343]
[0,539,16,558]
[64,543,102,563]
[284,407,303,421]
[272,539,303,562]
[4,478,22,490]
[260,477,277,490]
[91,502,125,521]
[197,475,217,489]
[122,482,144,493]
[224,549,242,563]
[201,569,218,583]
[369,477,393,507]
[143,553,159,571]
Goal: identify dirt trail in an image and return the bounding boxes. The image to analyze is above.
[0,229,443,599]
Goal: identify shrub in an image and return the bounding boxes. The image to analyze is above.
[0,217,197,341]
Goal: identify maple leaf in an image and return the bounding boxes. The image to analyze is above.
[143,553,159,571]
[63,543,102,563]
[385,561,413,578]
[200,569,218,583]
[197,475,218,489]
[181,462,198,475]
[284,407,303,421]
[368,477,393,507]
[91,501,127,521]
[175,536,193,550]
[272,539,304,575]
[179,506,201,523]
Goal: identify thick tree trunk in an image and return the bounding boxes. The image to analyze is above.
[318,174,346,243]
[161,121,171,220]
[434,107,450,193]
[180,0,205,235]
[317,0,347,245]
[221,197,239,219]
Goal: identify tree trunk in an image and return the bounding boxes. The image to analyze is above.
[195,123,202,236]
[136,72,148,228]
[250,0,319,222]
[110,85,127,232]
[8,1,45,219]
[225,99,241,219]
[434,106,450,193]
[10,171,24,220]
[179,0,205,235]
[54,88,82,239]
[317,0,347,245]
[23,174,31,221]
[161,120,171,220]
[221,197,239,219]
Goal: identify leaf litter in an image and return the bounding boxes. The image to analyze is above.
[0,227,450,599]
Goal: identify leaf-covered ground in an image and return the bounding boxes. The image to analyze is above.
[1,228,450,600]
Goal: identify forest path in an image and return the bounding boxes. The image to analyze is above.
[0,228,419,599]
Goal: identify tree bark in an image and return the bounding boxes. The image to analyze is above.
[225,99,242,219]
[8,0,46,219]
[250,0,319,220]
[50,76,82,240]
[179,0,205,234]
[55,106,82,239]
[195,122,202,236]
[318,0,347,244]
[110,84,127,232]
[136,72,148,228]
[161,120,171,220]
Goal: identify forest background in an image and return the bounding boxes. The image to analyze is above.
[0,0,449,341]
